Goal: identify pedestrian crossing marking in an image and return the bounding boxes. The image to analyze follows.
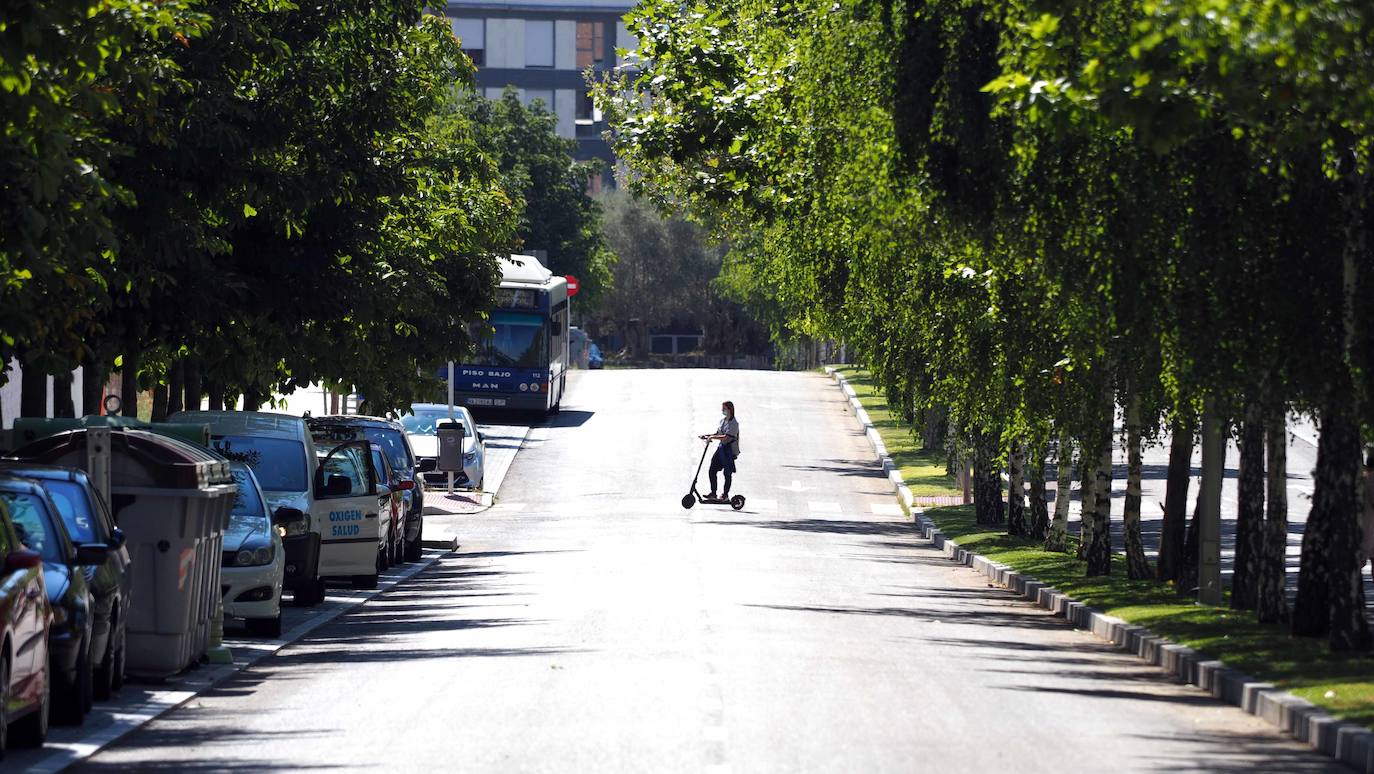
[807,501,842,514]
[870,502,904,517]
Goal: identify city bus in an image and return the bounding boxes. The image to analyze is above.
[452,254,569,413]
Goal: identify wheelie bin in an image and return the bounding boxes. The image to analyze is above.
[13,428,236,678]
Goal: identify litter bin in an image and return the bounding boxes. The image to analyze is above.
[13,428,236,678]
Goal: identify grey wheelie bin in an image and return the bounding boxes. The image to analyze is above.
[13,428,236,678]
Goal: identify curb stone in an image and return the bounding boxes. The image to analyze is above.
[823,365,1374,773]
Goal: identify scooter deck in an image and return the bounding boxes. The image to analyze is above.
[700,496,733,504]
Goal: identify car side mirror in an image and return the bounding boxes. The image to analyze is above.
[108,527,127,550]
[272,506,307,524]
[4,549,42,571]
[417,458,437,473]
[75,543,110,566]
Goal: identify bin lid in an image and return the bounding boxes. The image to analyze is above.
[11,416,210,448]
[12,428,233,490]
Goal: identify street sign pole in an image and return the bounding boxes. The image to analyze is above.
[447,361,455,493]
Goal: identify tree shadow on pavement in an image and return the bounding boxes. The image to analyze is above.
[702,518,921,536]
[744,602,1071,630]
[1129,731,1350,773]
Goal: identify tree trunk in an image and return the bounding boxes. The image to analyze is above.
[1007,440,1027,537]
[166,358,185,416]
[82,360,105,417]
[1179,481,1204,593]
[182,357,203,412]
[1086,407,1114,577]
[1157,414,1194,583]
[1232,401,1265,611]
[19,353,47,418]
[120,348,140,418]
[151,383,169,422]
[206,382,225,412]
[972,429,1003,526]
[1123,395,1152,580]
[1029,442,1050,541]
[52,371,75,418]
[1077,445,1096,561]
[1293,396,1371,649]
[921,406,946,450]
[1046,430,1073,552]
[1257,410,1290,624]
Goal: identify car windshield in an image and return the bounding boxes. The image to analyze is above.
[227,467,270,542]
[211,435,307,492]
[364,428,412,470]
[471,311,547,368]
[1,491,65,562]
[42,479,101,544]
[401,410,472,437]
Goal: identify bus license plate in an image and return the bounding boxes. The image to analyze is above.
[466,398,505,407]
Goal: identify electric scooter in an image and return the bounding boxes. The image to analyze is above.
[681,436,746,510]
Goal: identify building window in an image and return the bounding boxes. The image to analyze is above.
[525,20,554,68]
[451,18,485,67]
[576,21,605,70]
[524,89,554,110]
[576,89,593,122]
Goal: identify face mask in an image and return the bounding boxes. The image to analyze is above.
[721,412,728,419]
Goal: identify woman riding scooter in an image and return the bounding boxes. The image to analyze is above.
[701,401,740,502]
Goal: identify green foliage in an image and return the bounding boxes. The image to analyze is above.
[601,0,1373,646]
[459,88,614,306]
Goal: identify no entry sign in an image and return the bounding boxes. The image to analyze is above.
[566,275,580,297]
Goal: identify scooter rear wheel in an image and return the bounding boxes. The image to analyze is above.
[730,495,745,510]
[681,494,696,510]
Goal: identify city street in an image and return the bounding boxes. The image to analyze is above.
[50,370,1345,772]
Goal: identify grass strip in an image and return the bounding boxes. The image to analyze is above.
[830,366,961,497]
[833,366,1374,731]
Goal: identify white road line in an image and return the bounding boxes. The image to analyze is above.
[808,501,842,514]
[870,502,904,517]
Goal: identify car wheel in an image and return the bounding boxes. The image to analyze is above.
[294,577,323,607]
[11,654,49,748]
[376,546,389,573]
[94,613,123,700]
[404,517,424,562]
[247,614,282,638]
[351,574,379,590]
[54,642,90,725]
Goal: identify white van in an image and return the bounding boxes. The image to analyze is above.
[168,410,390,602]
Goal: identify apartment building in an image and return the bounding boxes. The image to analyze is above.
[445,0,635,190]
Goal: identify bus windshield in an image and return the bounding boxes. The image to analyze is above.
[473,311,548,368]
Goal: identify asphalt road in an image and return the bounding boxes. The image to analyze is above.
[70,370,1346,773]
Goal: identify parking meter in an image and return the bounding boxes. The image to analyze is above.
[437,422,466,472]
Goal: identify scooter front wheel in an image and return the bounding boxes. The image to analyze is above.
[681,494,696,510]
[730,495,746,511]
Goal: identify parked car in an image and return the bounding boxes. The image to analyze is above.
[306,416,428,563]
[367,443,407,567]
[0,487,51,756]
[401,404,485,492]
[169,411,323,607]
[223,463,285,637]
[588,342,604,370]
[0,464,131,700]
[0,475,107,726]
[311,438,388,589]
[168,411,384,604]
